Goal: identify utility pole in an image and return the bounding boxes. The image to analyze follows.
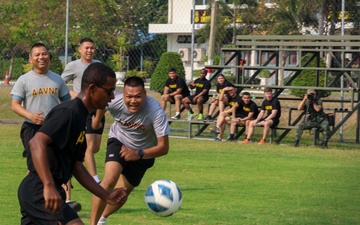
[207,0,219,79]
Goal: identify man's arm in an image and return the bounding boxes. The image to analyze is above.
[29,132,62,213]
[313,100,323,112]
[11,99,45,125]
[298,94,307,110]
[72,161,127,205]
[120,135,169,161]
[91,109,106,130]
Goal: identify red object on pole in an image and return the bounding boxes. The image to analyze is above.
[4,70,10,86]
[206,68,213,79]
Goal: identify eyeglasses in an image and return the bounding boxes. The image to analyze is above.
[97,85,115,96]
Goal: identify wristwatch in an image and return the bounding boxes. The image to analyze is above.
[138,149,144,159]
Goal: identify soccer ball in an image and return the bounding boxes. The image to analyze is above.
[144,180,183,217]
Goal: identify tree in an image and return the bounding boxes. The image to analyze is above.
[150,52,185,94]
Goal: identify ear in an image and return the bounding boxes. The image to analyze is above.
[89,84,96,94]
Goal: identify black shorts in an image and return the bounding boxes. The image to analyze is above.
[86,111,106,134]
[18,172,78,225]
[259,118,280,128]
[20,122,42,157]
[105,138,155,187]
[187,95,209,104]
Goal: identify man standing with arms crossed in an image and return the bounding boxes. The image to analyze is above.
[61,37,102,211]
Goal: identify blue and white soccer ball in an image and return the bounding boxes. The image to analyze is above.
[144,180,183,217]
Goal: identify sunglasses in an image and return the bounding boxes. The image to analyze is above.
[97,85,115,96]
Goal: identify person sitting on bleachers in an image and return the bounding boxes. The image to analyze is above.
[209,86,242,141]
[182,68,211,121]
[242,87,281,144]
[294,88,329,149]
[160,68,190,120]
[204,74,233,121]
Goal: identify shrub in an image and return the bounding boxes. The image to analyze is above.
[290,54,333,98]
[49,51,64,75]
[125,69,149,81]
[0,57,27,80]
[150,52,185,94]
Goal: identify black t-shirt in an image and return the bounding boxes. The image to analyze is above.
[261,97,281,119]
[193,77,211,97]
[165,76,190,97]
[228,94,241,107]
[27,98,88,184]
[236,99,259,118]
[216,80,233,94]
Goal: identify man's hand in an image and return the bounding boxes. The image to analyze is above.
[31,112,45,125]
[91,114,103,130]
[120,145,141,161]
[106,188,128,205]
[43,184,62,214]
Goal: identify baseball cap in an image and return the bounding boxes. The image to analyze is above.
[307,89,316,95]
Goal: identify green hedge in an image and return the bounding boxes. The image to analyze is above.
[150,52,185,94]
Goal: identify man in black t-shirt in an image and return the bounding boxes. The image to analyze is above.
[18,63,127,225]
[242,87,281,144]
[160,68,190,120]
[182,68,211,120]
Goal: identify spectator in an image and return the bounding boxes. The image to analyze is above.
[210,91,258,141]
[182,68,211,120]
[242,87,281,144]
[18,63,127,225]
[209,85,241,141]
[90,77,170,225]
[160,68,190,120]
[205,74,234,121]
[294,89,329,149]
[10,43,70,158]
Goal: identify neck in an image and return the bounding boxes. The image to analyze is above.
[76,93,95,113]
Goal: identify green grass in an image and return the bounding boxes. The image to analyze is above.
[1,123,360,224]
[1,86,360,224]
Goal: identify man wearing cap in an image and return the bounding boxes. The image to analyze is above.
[294,88,329,149]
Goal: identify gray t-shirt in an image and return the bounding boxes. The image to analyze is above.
[11,70,70,124]
[107,93,170,150]
[61,59,100,93]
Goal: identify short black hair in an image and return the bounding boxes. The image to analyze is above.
[79,38,94,45]
[81,63,115,91]
[168,68,176,73]
[124,76,145,89]
[30,43,48,55]
[242,91,251,96]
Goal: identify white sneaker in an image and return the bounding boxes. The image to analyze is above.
[171,114,180,120]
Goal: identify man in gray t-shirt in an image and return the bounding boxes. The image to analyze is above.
[61,38,101,212]
[11,43,70,158]
[90,77,170,225]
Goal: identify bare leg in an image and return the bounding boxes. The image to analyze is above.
[84,133,102,178]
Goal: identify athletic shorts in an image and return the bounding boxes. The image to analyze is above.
[105,138,155,187]
[18,172,78,225]
[86,111,106,134]
[187,95,209,104]
[20,122,42,158]
[259,118,280,128]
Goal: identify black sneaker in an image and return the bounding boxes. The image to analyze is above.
[214,137,222,141]
[67,201,82,212]
[204,115,212,121]
[294,139,299,147]
[227,138,235,142]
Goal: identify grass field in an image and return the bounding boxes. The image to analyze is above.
[1,85,360,224]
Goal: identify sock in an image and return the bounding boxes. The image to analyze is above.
[229,134,234,139]
[99,216,107,223]
[189,109,194,114]
[175,112,180,116]
[93,175,100,183]
[244,135,247,139]
[199,110,203,114]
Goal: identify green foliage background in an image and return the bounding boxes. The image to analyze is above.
[150,52,185,94]
[290,54,333,97]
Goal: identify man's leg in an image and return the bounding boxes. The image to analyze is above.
[260,120,274,144]
[245,120,256,141]
[90,161,124,225]
[85,133,103,179]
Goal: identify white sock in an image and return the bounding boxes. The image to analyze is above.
[175,112,180,116]
[99,216,107,223]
